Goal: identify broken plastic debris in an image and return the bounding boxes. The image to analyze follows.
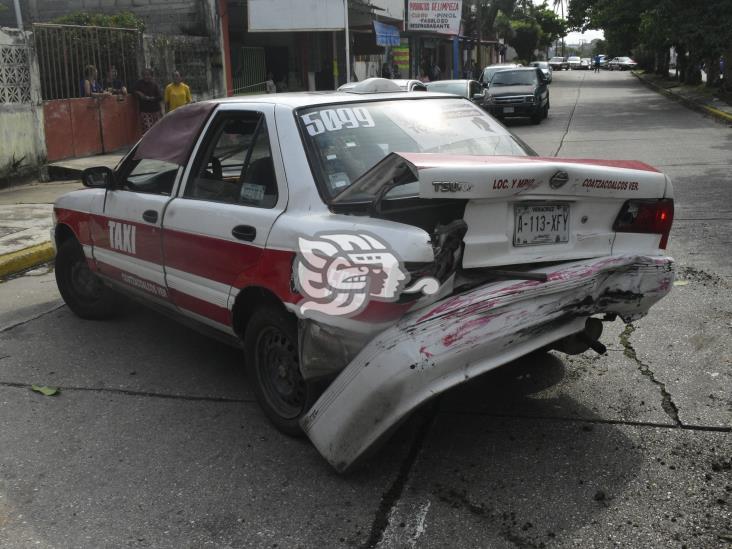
[673,280,689,286]
[30,385,59,396]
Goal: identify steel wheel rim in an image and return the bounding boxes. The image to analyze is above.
[256,325,305,419]
[69,257,103,304]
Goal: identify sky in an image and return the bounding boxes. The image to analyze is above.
[533,0,606,45]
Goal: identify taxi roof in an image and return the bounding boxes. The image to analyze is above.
[201,90,451,110]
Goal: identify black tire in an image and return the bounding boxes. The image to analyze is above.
[542,102,549,119]
[55,238,118,319]
[244,305,321,436]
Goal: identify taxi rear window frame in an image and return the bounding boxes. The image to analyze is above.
[293,95,536,207]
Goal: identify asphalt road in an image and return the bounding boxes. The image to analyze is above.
[1,69,731,549]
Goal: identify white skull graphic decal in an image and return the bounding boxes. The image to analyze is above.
[295,233,439,317]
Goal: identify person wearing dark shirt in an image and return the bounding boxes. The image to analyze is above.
[104,66,127,95]
[134,68,163,132]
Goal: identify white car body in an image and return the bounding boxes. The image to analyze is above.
[53,90,675,471]
[609,57,638,71]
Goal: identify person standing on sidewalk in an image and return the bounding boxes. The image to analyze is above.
[134,68,163,133]
[164,71,192,113]
[594,55,601,73]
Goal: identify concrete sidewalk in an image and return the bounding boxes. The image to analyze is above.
[0,181,83,279]
[633,71,732,125]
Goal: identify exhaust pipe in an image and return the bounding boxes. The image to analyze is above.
[552,318,606,355]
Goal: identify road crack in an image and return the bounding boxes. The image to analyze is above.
[553,72,587,157]
[0,380,257,403]
[620,323,682,426]
[364,403,437,548]
[0,304,65,333]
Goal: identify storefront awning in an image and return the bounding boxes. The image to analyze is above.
[373,21,400,47]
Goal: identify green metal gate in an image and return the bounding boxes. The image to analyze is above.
[231,46,266,95]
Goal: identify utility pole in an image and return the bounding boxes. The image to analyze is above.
[476,1,483,68]
[560,0,565,57]
[344,0,351,83]
[13,0,23,29]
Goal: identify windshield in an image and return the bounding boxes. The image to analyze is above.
[491,71,537,86]
[568,57,580,62]
[482,66,511,82]
[550,57,563,62]
[297,98,532,199]
[425,82,467,97]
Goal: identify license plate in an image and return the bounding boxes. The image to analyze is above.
[514,203,570,246]
[503,107,515,114]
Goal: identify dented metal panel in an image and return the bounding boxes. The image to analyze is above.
[300,254,674,472]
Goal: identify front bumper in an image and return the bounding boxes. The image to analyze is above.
[487,103,540,117]
[301,254,674,472]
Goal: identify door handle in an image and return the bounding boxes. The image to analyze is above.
[232,225,256,242]
[142,210,158,223]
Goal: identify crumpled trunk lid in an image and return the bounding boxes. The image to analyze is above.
[332,153,672,268]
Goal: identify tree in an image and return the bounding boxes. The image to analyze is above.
[567,0,732,86]
[510,19,542,62]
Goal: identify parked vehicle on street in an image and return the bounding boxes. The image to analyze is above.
[549,56,568,71]
[484,67,550,124]
[425,79,484,106]
[580,58,592,70]
[608,57,638,71]
[479,63,523,87]
[338,78,427,92]
[567,56,582,70]
[53,82,675,472]
[529,61,553,83]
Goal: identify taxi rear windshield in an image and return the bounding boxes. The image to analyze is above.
[297,98,532,199]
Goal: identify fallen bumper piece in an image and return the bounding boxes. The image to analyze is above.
[301,255,674,472]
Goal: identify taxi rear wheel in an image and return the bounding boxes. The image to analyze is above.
[244,305,320,436]
[55,238,118,319]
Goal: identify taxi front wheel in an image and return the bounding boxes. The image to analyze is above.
[55,238,118,319]
[244,305,322,436]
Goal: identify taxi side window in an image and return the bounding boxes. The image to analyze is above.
[185,113,278,208]
[118,157,180,195]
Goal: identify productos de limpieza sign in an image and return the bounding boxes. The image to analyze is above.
[407,1,463,35]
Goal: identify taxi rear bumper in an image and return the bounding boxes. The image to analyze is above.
[300,254,674,472]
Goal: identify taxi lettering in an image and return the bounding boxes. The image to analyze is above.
[108,221,136,254]
[493,178,510,189]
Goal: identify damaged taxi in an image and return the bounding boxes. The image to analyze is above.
[52,79,675,472]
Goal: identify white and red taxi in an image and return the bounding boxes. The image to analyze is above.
[53,81,675,471]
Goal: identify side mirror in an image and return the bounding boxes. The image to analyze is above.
[82,166,115,189]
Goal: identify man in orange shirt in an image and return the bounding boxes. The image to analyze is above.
[164,71,192,112]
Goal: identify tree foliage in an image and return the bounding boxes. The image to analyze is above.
[567,0,732,87]
[52,11,145,32]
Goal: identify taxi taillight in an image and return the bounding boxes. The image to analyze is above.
[612,199,674,249]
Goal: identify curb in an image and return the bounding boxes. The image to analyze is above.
[632,72,732,125]
[0,242,55,279]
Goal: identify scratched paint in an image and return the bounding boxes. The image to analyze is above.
[302,254,675,472]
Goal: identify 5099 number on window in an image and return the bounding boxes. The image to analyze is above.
[300,107,375,136]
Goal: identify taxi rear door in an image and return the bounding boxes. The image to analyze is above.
[161,104,287,333]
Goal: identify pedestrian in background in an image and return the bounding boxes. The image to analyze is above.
[594,55,601,73]
[103,66,127,95]
[265,72,277,93]
[164,70,192,112]
[80,65,107,97]
[134,68,163,132]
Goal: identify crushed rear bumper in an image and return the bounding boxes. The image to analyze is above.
[301,255,674,472]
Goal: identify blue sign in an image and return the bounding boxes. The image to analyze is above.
[373,21,401,47]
